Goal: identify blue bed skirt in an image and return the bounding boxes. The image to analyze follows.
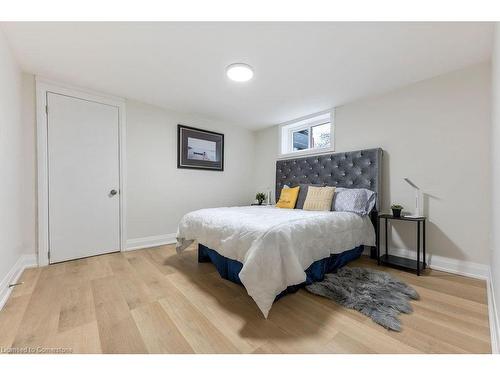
[198,244,364,299]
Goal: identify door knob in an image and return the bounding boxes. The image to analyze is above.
[110,189,118,196]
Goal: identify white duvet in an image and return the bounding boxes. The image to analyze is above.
[176,206,375,317]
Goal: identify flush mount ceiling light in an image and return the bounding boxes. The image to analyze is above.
[226,63,254,82]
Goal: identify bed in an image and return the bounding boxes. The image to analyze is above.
[176,148,382,317]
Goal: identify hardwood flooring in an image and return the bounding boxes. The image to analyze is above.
[0,244,492,353]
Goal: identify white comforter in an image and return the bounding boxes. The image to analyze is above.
[176,206,375,317]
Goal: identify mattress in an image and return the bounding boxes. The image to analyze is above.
[177,206,375,317]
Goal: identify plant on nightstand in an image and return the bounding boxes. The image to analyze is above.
[391,204,404,218]
[255,192,267,205]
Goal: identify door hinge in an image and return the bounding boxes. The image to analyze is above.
[45,105,48,115]
[48,250,51,261]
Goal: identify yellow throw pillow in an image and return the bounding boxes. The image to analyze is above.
[303,186,336,211]
[276,186,300,209]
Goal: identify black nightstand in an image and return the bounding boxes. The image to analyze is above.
[377,214,427,276]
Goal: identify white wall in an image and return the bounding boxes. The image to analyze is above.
[21,73,37,260]
[126,100,256,241]
[490,23,500,351]
[15,78,257,251]
[254,125,280,199]
[0,31,36,286]
[255,62,491,265]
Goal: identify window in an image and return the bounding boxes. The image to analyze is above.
[280,111,333,156]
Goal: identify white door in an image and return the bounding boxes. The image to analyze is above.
[47,92,121,263]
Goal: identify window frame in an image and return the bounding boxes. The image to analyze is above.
[279,110,334,158]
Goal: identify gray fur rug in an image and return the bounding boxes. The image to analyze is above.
[305,267,419,331]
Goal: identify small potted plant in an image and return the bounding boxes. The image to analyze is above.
[255,192,267,205]
[391,204,403,218]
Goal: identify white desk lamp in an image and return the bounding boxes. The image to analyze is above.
[404,178,423,218]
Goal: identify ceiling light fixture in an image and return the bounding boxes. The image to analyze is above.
[226,63,254,82]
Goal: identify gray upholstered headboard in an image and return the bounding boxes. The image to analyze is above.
[275,148,383,211]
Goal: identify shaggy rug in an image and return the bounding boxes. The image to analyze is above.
[305,267,419,331]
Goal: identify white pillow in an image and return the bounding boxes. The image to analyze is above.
[332,188,376,216]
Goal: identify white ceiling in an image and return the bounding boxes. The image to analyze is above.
[1,22,493,129]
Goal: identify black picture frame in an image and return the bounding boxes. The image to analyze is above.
[177,124,224,171]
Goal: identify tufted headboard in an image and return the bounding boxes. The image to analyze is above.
[275,148,383,211]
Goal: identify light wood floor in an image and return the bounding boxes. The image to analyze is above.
[0,243,492,354]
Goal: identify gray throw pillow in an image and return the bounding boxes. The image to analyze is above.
[332,188,376,216]
[295,184,324,209]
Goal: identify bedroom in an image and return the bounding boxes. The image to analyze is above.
[1,1,500,372]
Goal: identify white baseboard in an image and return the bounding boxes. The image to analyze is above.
[487,268,500,354]
[367,247,489,280]
[126,233,177,251]
[0,254,38,311]
[425,254,489,280]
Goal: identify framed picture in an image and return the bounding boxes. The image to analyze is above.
[177,124,224,171]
